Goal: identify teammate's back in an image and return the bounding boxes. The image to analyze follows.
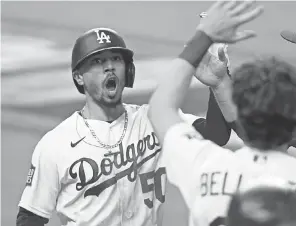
[187,57,296,226]
[187,145,247,226]
[235,146,296,185]
[187,147,296,226]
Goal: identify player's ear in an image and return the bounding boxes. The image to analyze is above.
[73,70,84,86]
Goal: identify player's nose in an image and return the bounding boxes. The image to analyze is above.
[104,59,115,73]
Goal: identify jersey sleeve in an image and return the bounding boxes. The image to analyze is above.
[178,109,202,125]
[18,135,60,219]
[162,122,226,209]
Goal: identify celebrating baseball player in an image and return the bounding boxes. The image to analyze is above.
[16,7,237,226]
[148,1,296,226]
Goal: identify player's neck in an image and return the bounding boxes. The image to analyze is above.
[83,99,125,122]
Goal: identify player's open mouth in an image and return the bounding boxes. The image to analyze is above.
[105,76,119,96]
[105,77,117,91]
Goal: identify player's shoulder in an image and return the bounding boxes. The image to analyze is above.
[234,146,259,161]
[178,109,202,125]
[275,151,296,167]
[36,112,78,149]
[235,146,296,164]
[165,122,234,159]
[206,145,239,167]
[235,146,296,179]
[165,122,202,140]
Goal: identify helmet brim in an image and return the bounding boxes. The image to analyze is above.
[72,47,134,71]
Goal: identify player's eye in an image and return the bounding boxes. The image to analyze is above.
[92,58,103,64]
[112,56,122,61]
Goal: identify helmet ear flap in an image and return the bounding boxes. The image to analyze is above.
[72,71,85,94]
[125,62,135,88]
[73,78,85,94]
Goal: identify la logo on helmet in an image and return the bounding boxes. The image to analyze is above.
[94,30,111,44]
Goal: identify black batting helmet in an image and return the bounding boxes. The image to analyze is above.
[71,28,135,94]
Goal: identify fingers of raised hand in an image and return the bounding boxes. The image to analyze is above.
[225,0,242,10]
[232,30,257,42]
[230,0,255,16]
[206,0,263,28]
[198,1,263,43]
[217,1,263,23]
[235,5,264,26]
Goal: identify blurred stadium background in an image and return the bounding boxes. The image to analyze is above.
[2,1,296,226]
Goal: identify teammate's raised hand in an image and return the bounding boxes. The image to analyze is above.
[197,0,264,43]
[195,46,229,88]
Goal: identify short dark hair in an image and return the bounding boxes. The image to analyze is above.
[232,57,296,150]
[227,186,296,226]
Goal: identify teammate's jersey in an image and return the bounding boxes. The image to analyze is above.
[162,122,296,226]
[19,104,167,226]
[234,146,296,184]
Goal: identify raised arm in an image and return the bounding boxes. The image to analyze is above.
[191,88,232,146]
[148,0,264,144]
[191,41,233,146]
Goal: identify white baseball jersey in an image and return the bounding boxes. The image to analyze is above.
[162,122,296,226]
[19,104,167,226]
[19,104,201,226]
